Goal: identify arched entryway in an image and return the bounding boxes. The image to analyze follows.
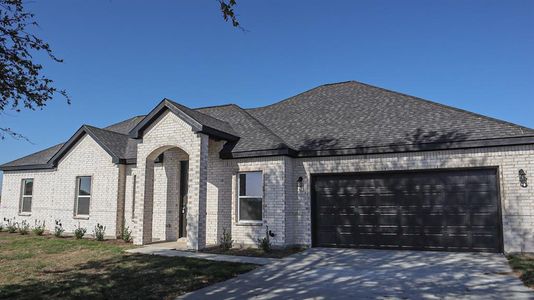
[141,146,189,244]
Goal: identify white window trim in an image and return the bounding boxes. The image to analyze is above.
[19,178,33,214]
[237,171,264,225]
[74,176,92,218]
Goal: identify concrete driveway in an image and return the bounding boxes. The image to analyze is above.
[180,248,534,300]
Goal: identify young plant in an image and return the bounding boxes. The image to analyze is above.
[74,222,87,239]
[94,223,106,241]
[121,226,132,243]
[257,226,273,253]
[32,220,46,236]
[219,227,233,251]
[18,220,30,235]
[54,219,65,237]
[4,217,17,233]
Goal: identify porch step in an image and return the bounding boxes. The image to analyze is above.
[177,238,187,249]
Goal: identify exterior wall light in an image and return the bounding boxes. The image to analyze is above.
[519,169,528,188]
[297,176,303,192]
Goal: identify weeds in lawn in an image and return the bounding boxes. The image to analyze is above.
[94,223,106,241]
[54,220,65,237]
[508,253,534,287]
[0,233,255,299]
[74,222,87,239]
[32,220,45,236]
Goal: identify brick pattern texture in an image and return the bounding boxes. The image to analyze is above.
[0,135,120,238]
[2,113,534,253]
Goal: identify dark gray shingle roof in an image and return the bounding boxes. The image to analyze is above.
[166,100,238,138]
[2,81,533,170]
[248,81,534,151]
[1,143,64,169]
[104,116,146,135]
[197,104,289,152]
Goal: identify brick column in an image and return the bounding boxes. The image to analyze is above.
[132,159,155,245]
[186,134,209,250]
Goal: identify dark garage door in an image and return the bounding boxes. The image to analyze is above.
[312,169,502,252]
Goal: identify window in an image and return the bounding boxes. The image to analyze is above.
[75,176,92,216]
[238,172,263,222]
[20,179,33,213]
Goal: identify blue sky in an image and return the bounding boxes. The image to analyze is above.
[0,0,533,188]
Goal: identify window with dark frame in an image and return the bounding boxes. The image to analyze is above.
[75,176,91,216]
[238,172,263,222]
[20,178,33,213]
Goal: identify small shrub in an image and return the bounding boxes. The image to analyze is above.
[257,226,272,253]
[121,226,132,242]
[74,222,87,239]
[18,220,30,235]
[94,223,106,241]
[4,218,17,233]
[219,227,233,251]
[32,220,45,236]
[54,219,65,237]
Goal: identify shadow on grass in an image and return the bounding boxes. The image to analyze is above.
[0,254,256,300]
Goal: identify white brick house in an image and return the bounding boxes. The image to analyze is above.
[1,81,533,253]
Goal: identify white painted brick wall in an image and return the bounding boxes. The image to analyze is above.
[0,135,119,237]
[287,145,534,252]
[3,114,533,253]
[205,155,288,248]
[132,110,208,249]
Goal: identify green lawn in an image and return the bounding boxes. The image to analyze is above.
[508,253,534,288]
[0,232,256,300]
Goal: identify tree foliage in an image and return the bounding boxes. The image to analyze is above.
[219,0,242,29]
[0,0,69,139]
[0,0,241,140]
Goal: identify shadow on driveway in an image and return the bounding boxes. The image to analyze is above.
[180,248,534,300]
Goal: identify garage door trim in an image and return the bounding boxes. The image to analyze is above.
[310,167,504,252]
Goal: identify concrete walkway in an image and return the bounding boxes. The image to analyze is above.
[126,244,277,265]
[180,248,534,300]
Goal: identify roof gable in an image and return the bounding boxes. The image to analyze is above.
[129,99,239,141]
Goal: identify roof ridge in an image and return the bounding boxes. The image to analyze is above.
[194,103,239,110]
[104,115,145,128]
[82,125,129,159]
[246,81,356,111]
[85,124,131,137]
[350,80,534,133]
[166,99,230,124]
[164,99,238,136]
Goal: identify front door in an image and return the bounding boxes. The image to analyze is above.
[179,161,189,238]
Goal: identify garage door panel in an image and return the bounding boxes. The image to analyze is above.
[313,168,501,253]
[316,215,338,226]
[376,215,399,225]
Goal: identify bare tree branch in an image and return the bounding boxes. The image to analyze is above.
[0,0,69,141]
